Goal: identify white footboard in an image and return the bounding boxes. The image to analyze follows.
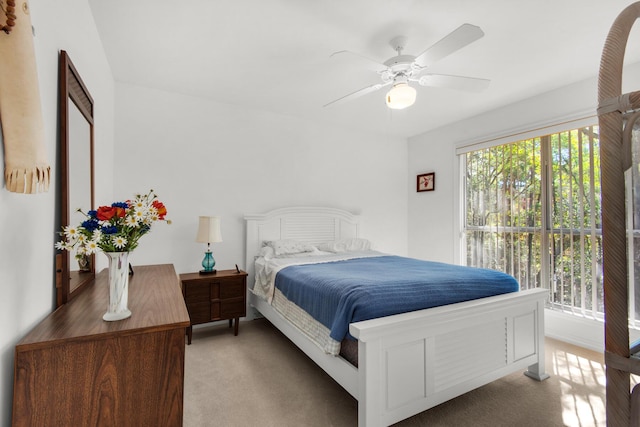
[349,288,549,427]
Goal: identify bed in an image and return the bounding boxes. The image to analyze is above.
[245,206,549,427]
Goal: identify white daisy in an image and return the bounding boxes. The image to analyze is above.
[112,236,128,249]
[55,241,70,250]
[131,196,146,209]
[133,208,149,221]
[92,229,103,241]
[85,241,99,254]
[63,225,83,241]
[125,216,139,227]
[147,206,159,220]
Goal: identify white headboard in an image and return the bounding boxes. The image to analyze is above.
[244,206,360,287]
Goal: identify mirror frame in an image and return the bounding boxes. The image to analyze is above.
[56,50,95,307]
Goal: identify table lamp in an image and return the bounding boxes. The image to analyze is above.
[196,216,223,274]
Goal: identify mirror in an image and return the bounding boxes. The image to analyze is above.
[56,50,95,307]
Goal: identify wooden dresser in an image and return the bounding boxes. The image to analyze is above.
[12,264,190,427]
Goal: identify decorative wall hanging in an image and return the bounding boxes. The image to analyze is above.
[417,172,435,192]
[0,0,16,34]
[0,0,50,193]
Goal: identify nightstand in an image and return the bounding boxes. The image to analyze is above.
[180,269,248,344]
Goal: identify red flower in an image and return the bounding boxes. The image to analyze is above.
[152,200,167,219]
[96,206,126,221]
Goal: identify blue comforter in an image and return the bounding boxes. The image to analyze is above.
[275,255,519,341]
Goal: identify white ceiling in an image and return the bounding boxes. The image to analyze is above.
[88,0,640,139]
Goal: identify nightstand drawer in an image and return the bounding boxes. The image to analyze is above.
[187,302,211,323]
[221,299,245,317]
[183,281,210,304]
[220,280,244,299]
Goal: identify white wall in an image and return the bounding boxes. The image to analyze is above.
[113,83,408,277]
[0,1,115,424]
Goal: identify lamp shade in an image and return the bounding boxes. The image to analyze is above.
[386,83,416,109]
[196,216,223,243]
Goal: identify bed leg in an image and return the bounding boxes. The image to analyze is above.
[524,305,550,381]
[358,339,383,427]
[524,362,550,381]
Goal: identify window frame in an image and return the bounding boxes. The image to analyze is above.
[456,115,602,318]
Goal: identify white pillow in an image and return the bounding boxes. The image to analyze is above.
[257,246,275,260]
[263,239,316,256]
[317,238,371,253]
[276,247,334,258]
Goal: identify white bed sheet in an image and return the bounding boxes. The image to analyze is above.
[271,288,342,355]
[251,249,384,356]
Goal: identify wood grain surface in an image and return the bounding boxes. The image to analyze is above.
[13,264,190,426]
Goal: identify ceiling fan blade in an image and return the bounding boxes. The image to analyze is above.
[330,50,389,72]
[323,82,393,107]
[323,81,391,107]
[417,74,490,92]
[414,24,484,68]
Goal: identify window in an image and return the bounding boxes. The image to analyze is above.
[462,125,604,319]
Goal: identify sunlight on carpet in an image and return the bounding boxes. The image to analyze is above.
[551,340,640,427]
[552,345,606,426]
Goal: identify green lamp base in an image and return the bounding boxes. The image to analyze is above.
[199,249,216,275]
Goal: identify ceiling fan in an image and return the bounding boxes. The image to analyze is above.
[324,23,490,110]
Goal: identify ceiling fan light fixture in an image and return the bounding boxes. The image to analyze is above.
[386,83,416,109]
[324,24,487,109]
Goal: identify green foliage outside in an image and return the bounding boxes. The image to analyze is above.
[465,126,604,316]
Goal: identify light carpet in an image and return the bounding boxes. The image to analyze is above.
[184,319,609,426]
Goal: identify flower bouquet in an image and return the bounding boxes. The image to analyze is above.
[56,189,170,254]
[56,189,170,321]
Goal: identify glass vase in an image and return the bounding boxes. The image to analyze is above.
[103,251,132,321]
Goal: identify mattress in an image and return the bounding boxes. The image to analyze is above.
[271,288,358,365]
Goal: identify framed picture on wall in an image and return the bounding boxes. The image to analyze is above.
[417,172,435,192]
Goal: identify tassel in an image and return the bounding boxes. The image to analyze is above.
[5,165,50,194]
